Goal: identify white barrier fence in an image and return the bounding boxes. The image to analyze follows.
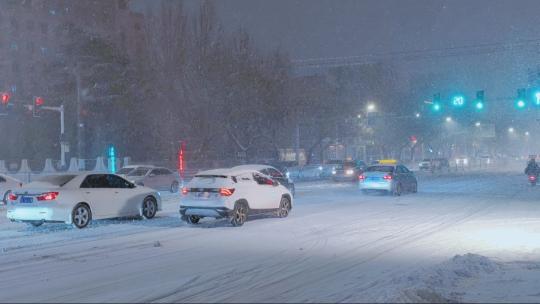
[1,157,132,183]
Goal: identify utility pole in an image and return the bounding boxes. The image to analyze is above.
[295,122,300,165]
[75,64,82,160]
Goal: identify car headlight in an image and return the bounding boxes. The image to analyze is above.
[345,169,354,175]
[332,170,337,175]
[318,166,323,171]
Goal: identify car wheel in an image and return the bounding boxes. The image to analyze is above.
[72,204,92,229]
[186,215,200,224]
[2,190,10,204]
[412,182,418,193]
[277,196,291,218]
[230,202,248,227]
[170,181,180,193]
[28,221,43,227]
[142,197,157,219]
[394,184,402,196]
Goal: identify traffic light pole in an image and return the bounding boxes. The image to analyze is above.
[27,104,67,168]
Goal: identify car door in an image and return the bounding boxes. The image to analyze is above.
[80,174,116,218]
[236,172,258,207]
[402,166,416,189]
[395,166,409,189]
[142,169,159,190]
[159,168,175,191]
[106,174,138,216]
[253,173,282,210]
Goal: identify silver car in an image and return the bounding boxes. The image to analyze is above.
[118,166,180,193]
[358,164,417,196]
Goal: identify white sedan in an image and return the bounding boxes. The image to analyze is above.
[0,173,22,204]
[6,173,162,228]
[180,168,293,226]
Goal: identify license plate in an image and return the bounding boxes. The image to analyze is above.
[21,196,33,204]
[197,192,210,198]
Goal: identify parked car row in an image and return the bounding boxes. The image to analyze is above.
[4,160,417,229]
[4,164,295,229]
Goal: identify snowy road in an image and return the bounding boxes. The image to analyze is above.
[2,170,540,302]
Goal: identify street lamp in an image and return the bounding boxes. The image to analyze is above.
[366,103,376,113]
[525,131,530,136]
[508,127,515,133]
[475,121,481,127]
[445,116,452,123]
[415,112,421,118]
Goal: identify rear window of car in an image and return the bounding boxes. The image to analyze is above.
[128,167,151,176]
[117,168,134,175]
[191,175,236,184]
[366,165,394,173]
[35,175,77,186]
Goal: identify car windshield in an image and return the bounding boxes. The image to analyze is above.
[127,168,151,176]
[366,165,394,173]
[35,175,77,186]
[117,168,134,175]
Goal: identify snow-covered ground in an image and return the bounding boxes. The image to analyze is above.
[1,170,540,302]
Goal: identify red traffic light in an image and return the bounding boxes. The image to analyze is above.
[35,96,44,106]
[1,93,10,105]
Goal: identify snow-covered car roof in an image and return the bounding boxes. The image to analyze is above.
[230,164,277,172]
[196,168,263,177]
[121,165,157,169]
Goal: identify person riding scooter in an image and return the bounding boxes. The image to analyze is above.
[525,157,540,185]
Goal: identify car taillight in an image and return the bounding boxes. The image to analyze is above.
[182,187,189,195]
[8,193,18,201]
[383,175,393,180]
[358,175,366,181]
[530,175,537,181]
[36,192,59,201]
[219,188,235,196]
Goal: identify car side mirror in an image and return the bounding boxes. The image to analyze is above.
[129,182,136,188]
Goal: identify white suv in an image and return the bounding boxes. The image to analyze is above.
[180,168,293,226]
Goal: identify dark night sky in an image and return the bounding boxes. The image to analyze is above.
[133,0,540,118]
[211,0,540,60]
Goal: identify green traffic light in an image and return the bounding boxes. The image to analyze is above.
[475,101,484,110]
[516,100,526,109]
[432,103,441,112]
